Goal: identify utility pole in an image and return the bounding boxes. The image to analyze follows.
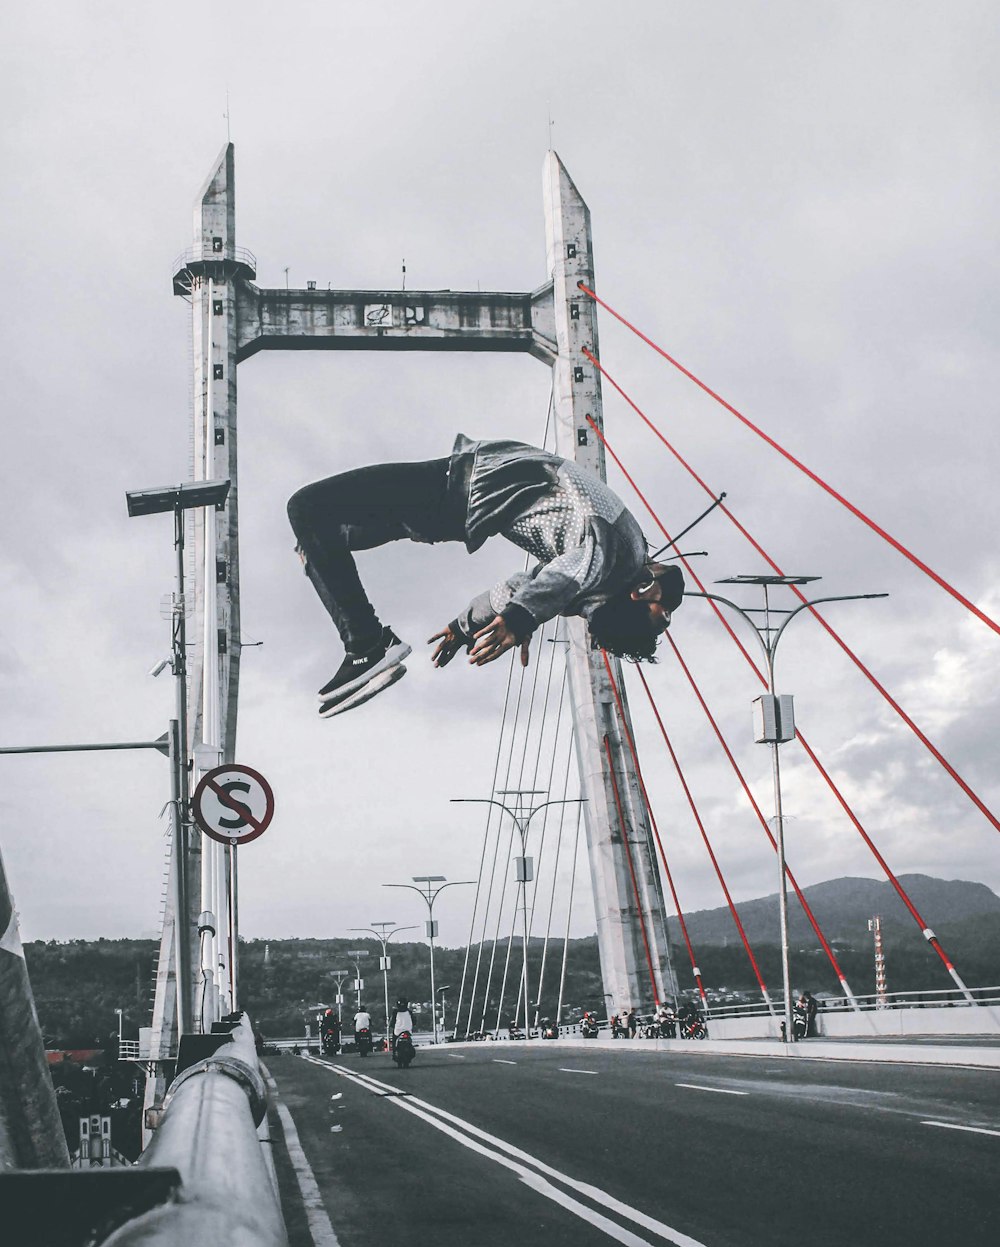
[345,951,369,1015]
[694,576,885,1041]
[384,878,474,1042]
[328,969,349,1026]
[349,923,417,1049]
[452,793,584,1035]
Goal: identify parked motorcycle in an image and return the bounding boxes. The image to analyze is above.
[321,1031,340,1057]
[393,1030,416,1069]
[355,1027,373,1057]
[679,1015,708,1040]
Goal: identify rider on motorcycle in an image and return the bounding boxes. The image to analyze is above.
[354,1006,372,1046]
[321,1007,341,1053]
[656,1002,676,1039]
[389,997,414,1054]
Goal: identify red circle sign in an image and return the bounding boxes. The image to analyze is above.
[192,764,274,846]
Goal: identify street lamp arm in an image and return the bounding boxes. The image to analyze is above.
[382,883,428,902]
[451,797,586,838]
[451,796,519,826]
[770,592,888,654]
[683,591,770,662]
[523,799,586,833]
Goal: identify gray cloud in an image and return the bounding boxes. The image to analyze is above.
[2,3,997,959]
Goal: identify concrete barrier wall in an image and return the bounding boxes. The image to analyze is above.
[466,1034,1000,1069]
[707,1004,1000,1041]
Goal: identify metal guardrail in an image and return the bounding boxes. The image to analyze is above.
[707,984,1000,1020]
[103,1012,285,1246]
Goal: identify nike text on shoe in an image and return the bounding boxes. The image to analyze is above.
[319,663,407,717]
[317,627,412,704]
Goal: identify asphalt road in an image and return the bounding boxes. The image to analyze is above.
[266,1044,999,1247]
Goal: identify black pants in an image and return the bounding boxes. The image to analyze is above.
[286,458,459,653]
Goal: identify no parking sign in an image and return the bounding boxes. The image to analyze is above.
[192,764,274,846]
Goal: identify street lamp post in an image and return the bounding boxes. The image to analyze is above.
[452,792,585,1037]
[349,923,418,1049]
[126,477,231,1034]
[328,970,350,1026]
[696,575,886,1043]
[345,950,370,1014]
[436,986,452,1039]
[383,877,475,1043]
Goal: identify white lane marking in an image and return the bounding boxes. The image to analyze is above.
[448,1053,467,1059]
[922,1120,1000,1138]
[265,1073,342,1247]
[559,1068,598,1075]
[310,1057,707,1246]
[493,1058,517,1065]
[674,1083,748,1097]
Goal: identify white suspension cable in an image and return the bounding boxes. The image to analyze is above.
[556,802,585,1026]
[533,711,576,1027]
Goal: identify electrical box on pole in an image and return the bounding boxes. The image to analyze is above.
[425,921,438,939]
[515,856,534,883]
[379,956,390,971]
[753,694,796,744]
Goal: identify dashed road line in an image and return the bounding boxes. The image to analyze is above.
[493,1058,517,1065]
[305,1055,707,1246]
[559,1068,598,1075]
[448,1053,467,1059]
[674,1083,748,1096]
[922,1120,1000,1138]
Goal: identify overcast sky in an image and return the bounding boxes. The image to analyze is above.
[2,4,998,970]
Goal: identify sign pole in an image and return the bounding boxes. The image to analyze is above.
[229,844,239,1011]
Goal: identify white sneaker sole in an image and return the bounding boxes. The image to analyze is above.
[319,663,407,717]
[317,639,412,703]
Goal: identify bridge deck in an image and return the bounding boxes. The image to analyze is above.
[265,1043,998,1247]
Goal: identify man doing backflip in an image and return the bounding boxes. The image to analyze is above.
[287,432,684,716]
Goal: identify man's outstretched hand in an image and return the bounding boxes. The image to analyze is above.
[427,624,464,668]
[468,615,531,668]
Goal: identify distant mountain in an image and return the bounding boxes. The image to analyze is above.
[666,874,1000,950]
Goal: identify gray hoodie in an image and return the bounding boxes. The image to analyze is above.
[446,434,648,641]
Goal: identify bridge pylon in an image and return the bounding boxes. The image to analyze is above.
[150,144,677,1050]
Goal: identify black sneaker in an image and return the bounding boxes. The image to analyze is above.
[317,627,412,704]
[319,662,407,718]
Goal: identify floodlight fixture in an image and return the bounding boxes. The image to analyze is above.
[125,478,231,518]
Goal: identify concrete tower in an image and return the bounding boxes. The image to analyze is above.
[156,144,676,1042]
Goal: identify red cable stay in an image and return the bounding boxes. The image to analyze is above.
[629,673,775,1014]
[584,347,1000,839]
[602,733,661,1007]
[601,651,708,1008]
[577,281,1000,642]
[584,410,974,999]
[640,655,858,1007]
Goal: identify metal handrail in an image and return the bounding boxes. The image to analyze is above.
[171,245,257,274]
[104,1014,287,1246]
[706,984,1000,1019]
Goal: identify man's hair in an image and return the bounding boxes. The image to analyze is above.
[587,563,685,663]
[588,596,662,662]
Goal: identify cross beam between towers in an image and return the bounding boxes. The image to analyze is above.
[161,143,677,1056]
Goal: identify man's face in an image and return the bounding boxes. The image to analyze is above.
[630,573,673,636]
